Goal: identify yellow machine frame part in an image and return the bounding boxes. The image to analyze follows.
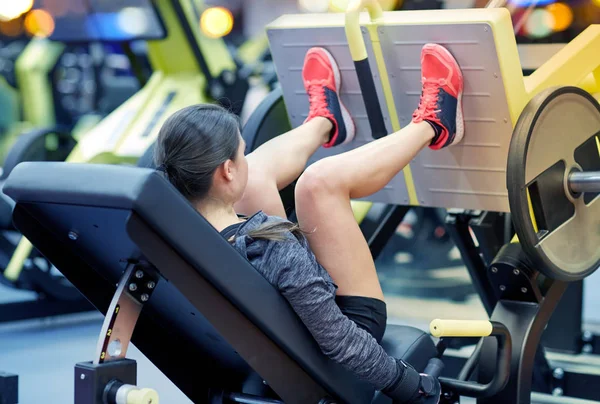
[15,38,65,128]
[4,0,237,282]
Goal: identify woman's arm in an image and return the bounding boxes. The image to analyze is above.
[270,241,424,401]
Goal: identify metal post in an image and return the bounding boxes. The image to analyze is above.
[445,210,497,315]
[478,280,568,404]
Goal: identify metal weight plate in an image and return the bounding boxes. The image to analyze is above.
[507,86,600,282]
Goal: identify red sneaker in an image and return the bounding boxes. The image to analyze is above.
[412,44,464,149]
[302,47,355,148]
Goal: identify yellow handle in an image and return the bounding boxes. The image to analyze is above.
[127,388,159,404]
[430,319,493,338]
[345,0,384,61]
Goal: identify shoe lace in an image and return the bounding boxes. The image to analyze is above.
[307,81,329,117]
[413,77,444,122]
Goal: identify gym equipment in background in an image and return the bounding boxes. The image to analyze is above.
[0,35,147,172]
[0,37,130,165]
[0,34,28,152]
[0,0,252,323]
[375,206,471,302]
[0,32,143,323]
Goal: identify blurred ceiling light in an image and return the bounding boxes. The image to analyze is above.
[524,7,553,38]
[200,6,234,38]
[546,2,572,31]
[0,0,34,22]
[508,0,556,6]
[298,0,329,13]
[24,8,55,38]
[117,7,150,36]
[0,18,24,36]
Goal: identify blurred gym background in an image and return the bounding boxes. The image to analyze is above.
[0,0,599,402]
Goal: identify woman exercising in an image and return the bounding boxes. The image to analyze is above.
[154,43,464,403]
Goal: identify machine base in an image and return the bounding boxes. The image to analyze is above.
[75,359,137,404]
[0,372,17,404]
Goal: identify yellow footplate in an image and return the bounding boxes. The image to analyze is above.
[430,319,493,338]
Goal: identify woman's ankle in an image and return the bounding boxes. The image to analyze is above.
[401,121,436,143]
[306,116,334,144]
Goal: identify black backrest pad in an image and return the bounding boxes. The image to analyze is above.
[3,162,375,404]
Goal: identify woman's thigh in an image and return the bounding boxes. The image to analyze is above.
[294,162,385,301]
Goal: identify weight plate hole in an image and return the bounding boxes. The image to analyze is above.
[526,160,575,241]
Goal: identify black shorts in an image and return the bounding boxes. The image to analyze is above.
[335,295,387,343]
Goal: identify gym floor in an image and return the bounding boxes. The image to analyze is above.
[3,262,600,404]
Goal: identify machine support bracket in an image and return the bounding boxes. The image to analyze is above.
[75,261,160,404]
[94,262,159,365]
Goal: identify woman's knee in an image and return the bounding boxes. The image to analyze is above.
[295,160,344,203]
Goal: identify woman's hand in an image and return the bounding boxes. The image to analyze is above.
[415,373,441,404]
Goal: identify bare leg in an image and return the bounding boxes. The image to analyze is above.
[295,43,464,300]
[235,46,357,218]
[234,117,330,218]
[295,122,434,300]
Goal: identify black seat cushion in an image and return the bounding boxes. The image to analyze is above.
[381,324,437,372]
[371,325,437,404]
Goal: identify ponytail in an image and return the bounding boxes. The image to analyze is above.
[245,221,306,242]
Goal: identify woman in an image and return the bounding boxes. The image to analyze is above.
[154,43,464,403]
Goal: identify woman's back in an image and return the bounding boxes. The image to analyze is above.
[221,211,337,293]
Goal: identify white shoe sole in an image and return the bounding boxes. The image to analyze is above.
[319,48,356,146]
[432,45,464,146]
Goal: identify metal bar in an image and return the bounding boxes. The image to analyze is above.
[439,322,511,398]
[225,392,284,404]
[543,281,584,353]
[470,211,510,267]
[478,281,568,404]
[458,338,483,381]
[445,211,497,315]
[568,171,600,193]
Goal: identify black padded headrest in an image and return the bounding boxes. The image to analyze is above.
[3,162,374,404]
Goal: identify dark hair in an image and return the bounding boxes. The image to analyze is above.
[154,103,303,241]
[154,104,241,201]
